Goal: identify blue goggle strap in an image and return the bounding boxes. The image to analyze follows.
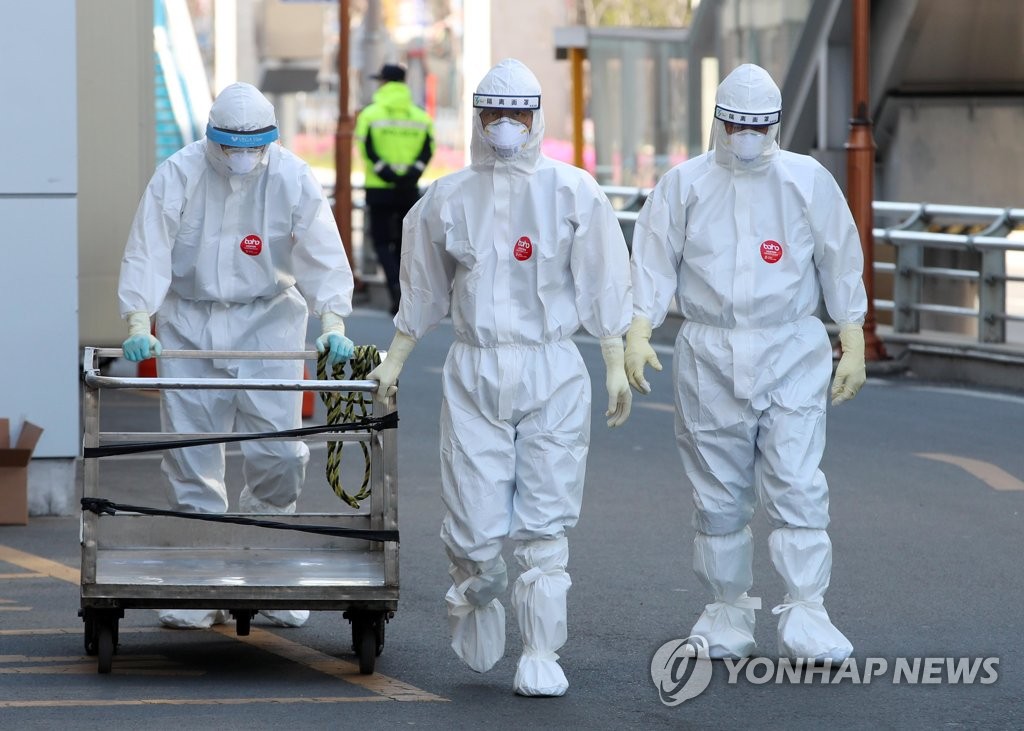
[206,124,279,147]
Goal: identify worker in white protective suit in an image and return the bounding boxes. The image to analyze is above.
[625,64,867,661]
[118,82,355,630]
[367,59,633,696]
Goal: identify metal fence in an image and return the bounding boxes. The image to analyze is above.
[341,183,1024,346]
[872,202,1024,344]
[601,188,1024,345]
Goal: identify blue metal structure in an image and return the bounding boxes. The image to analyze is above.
[153,0,206,164]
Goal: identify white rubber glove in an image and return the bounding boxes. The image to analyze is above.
[367,331,416,404]
[315,311,355,368]
[122,311,162,362]
[601,336,632,428]
[624,316,663,394]
[831,323,867,405]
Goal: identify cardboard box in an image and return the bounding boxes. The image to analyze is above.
[0,419,44,525]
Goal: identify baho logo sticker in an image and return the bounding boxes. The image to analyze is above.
[240,234,263,256]
[513,236,533,261]
[759,239,783,264]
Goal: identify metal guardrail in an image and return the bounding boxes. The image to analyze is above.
[597,187,1024,345]
[338,182,1024,346]
[872,202,1024,344]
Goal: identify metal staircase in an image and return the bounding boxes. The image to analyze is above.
[155,51,184,163]
[152,0,211,164]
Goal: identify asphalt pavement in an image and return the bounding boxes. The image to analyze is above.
[1,306,1022,729]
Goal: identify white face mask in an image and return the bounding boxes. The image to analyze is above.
[484,118,530,160]
[225,149,262,175]
[729,130,765,161]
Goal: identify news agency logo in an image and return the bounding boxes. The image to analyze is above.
[651,636,1000,705]
[650,635,713,706]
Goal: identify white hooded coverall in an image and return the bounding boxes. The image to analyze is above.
[395,59,632,694]
[630,64,866,660]
[117,82,353,628]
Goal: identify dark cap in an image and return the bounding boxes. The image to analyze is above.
[372,63,406,82]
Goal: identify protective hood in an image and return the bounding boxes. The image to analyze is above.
[371,80,415,112]
[710,64,782,172]
[204,82,278,177]
[470,58,545,170]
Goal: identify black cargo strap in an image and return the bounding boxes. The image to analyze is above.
[80,497,399,543]
[82,413,397,459]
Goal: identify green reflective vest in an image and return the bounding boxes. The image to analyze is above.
[355,82,434,189]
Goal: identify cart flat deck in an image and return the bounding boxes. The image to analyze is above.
[93,547,386,587]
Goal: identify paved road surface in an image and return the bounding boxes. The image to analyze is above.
[2,308,1022,729]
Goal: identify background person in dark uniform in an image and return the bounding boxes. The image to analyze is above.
[355,63,434,313]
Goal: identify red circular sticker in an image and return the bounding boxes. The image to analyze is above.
[513,236,533,261]
[760,239,783,264]
[240,234,263,256]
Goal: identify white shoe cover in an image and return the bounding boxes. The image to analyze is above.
[514,651,568,697]
[690,593,761,659]
[692,528,759,658]
[158,609,231,629]
[772,599,852,661]
[238,486,297,514]
[260,609,309,627]
[769,527,853,661]
[511,539,572,697]
[446,577,506,673]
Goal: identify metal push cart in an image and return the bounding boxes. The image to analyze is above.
[78,347,399,675]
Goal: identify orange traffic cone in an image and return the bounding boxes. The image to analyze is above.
[302,365,315,418]
[138,357,158,378]
[138,322,158,378]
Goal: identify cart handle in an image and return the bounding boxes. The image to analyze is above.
[81,498,400,543]
[83,413,398,458]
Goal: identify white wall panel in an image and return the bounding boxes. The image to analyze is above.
[0,198,79,457]
[0,0,79,467]
[0,0,77,194]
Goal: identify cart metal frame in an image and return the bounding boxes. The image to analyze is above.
[79,347,398,674]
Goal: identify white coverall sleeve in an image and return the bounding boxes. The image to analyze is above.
[810,166,867,326]
[629,179,684,328]
[117,163,181,317]
[394,186,457,340]
[290,169,354,317]
[570,179,632,338]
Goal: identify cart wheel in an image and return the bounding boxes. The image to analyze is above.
[350,616,360,654]
[97,623,114,674]
[355,621,377,675]
[233,610,252,636]
[84,614,97,656]
[375,613,386,657]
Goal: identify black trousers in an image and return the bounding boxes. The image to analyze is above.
[365,187,421,308]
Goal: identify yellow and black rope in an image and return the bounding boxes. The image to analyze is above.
[316,345,382,508]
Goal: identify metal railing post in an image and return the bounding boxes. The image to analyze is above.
[894,240,922,334]
[980,249,1007,343]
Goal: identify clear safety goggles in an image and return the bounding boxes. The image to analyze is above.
[221,144,268,156]
[478,108,535,127]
